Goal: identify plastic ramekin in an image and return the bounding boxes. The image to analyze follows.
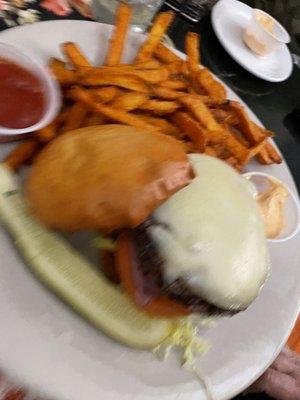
[0,42,61,138]
[243,172,300,243]
[243,9,290,56]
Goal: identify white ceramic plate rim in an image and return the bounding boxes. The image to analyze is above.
[211,0,293,82]
[0,19,299,400]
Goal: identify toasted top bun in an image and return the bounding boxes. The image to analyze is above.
[27,125,191,232]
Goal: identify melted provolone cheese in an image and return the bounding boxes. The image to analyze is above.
[150,154,269,310]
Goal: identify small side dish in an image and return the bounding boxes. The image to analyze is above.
[0,43,60,136]
[243,9,290,57]
[244,172,300,242]
[257,178,288,239]
[0,58,46,129]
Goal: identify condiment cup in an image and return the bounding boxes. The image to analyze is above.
[0,42,61,139]
[243,9,290,57]
[243,172,300,243]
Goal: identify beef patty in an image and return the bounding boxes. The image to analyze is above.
[133,218,238,316]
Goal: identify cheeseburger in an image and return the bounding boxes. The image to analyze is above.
[27,125,269,319]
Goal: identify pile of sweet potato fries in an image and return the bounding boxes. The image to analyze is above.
[5,4,281,172]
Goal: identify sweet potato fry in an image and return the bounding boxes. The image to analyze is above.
[193,96,229,107]
[180,95,220,131]
[111,92,148,111]
[204,146,218,157]
[130,67,170,83]
[88,86,121,103]
[180,96,249,163]
[193,68,226,101]
[257,141,282,164]
[227,125,250,148]
[78,66,123,76]
[135,11,174,62]
[81,66,170,84]
[136,114,180,136]
[183,141,196,153]
[263,141,282,163]
[61,102,88,133]
[207,143,232,160]
[4,140,41,172]
[154,43,181,64]
[185,32,200,73]
[138,99,179,115]
[80,73,151,93]
[171,112,206,152]
[82,113,106,127]
[105,2,132,66]
[134,60,162,69]
[166,61,189,76]
[48,58,76,85]
[160,80,188,90]
[224,101,267,145]
[224,156,242,171]
[217,124,250,164]
[244,140,267,162]
[61,42,91,68]
[36,124,57,143]
[256,147,273,164]
[80,61,162,76]
[153,86,186,100]
[210,108,239,125]
[36,110,67,143]
[69,87,157,131]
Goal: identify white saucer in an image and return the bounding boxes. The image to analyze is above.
[211,0,293,82]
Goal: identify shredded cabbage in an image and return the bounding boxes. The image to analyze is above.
[154,318,214,400]
[153,318,211,367]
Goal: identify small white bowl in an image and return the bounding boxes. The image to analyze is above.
[243,9,290,57]
[243,172,300,243]
[0,42,61,138]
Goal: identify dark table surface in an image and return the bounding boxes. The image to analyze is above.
[0,1,299,399]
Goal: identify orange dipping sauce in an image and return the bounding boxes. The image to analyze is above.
[0,58,46,129]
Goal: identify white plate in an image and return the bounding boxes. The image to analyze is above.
[211,0,293,82]
[0,20,300,400]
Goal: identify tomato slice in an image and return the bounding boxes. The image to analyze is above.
[100,249,120,284]
[116,231,190,318]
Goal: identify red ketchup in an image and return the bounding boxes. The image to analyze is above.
[0,58,46,129]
